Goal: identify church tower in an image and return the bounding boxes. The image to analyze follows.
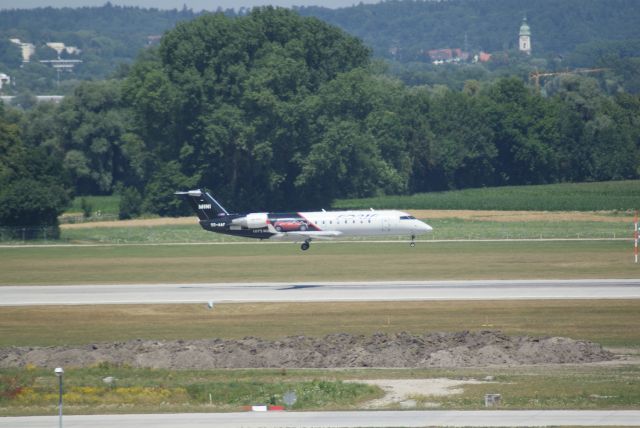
[519,17,531,55]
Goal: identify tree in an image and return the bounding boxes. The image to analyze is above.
[0,107,70,238]
[482,77,559,185]
[426,89,497,189]
[126,8,371,212]
[143,161,196,216]
[55,80,132,195]
[119,186,142,220]
[0,178,69,233]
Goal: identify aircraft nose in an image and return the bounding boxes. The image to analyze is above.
[417,220,432,233]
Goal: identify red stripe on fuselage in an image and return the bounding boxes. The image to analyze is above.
[297,212,322,231]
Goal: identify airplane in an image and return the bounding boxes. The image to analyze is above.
[176,188,432,251]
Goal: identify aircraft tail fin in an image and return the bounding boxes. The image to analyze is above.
[175,189,229,221]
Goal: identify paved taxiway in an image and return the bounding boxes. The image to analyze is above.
[1,279,639,306]
[3,410,640,427]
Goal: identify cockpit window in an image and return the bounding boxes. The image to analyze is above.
[400,215,416,220]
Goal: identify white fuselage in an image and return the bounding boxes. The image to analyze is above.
[270,209,432,240]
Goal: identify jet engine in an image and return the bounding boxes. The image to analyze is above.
[231,213,269,229]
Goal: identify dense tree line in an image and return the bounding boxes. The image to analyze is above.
[0,102,70,236]
[1,8,639,229]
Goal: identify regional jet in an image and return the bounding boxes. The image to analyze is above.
[176,189,432,250]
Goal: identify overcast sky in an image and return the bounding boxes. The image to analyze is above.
[0,0,379,10]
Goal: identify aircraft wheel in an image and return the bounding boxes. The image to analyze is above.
[410,242,416,248]
[301,242,310,251]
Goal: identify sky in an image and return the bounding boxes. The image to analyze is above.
[0,0,380,10]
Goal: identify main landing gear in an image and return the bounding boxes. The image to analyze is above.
[301,239,311,251]
[410,234,416,247]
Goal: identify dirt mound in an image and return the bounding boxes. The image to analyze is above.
[0,331,614,369]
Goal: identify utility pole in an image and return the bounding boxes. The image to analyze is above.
[55,367,64,428]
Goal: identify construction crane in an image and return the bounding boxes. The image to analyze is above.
[529,68,609,91]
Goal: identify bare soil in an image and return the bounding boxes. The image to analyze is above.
[0,331,614,369]
[347,378,487,408]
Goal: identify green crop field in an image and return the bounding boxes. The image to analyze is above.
[0,241,636,285]
[334,180,640,211]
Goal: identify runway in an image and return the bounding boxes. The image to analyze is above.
[2,410,640,427]
[1,279,639,306]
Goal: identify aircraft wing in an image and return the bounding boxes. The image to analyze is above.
[266,224,342,241]
[285,230,343,240]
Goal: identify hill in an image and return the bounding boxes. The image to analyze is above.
[2,1,640,93]
[298,0,640,62]
[0,5,201,93]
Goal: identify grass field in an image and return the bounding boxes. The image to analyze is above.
[0,240,636,285]
[1,300,639,348]
[1,364,639,415]
[5,357,635,415]
[3,194,640,416]
[1,299,639,415]
[334,180,640,211]
[52,217,631,245]
[66,195,121,216]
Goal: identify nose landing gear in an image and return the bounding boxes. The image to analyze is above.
[410,234,416,247]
